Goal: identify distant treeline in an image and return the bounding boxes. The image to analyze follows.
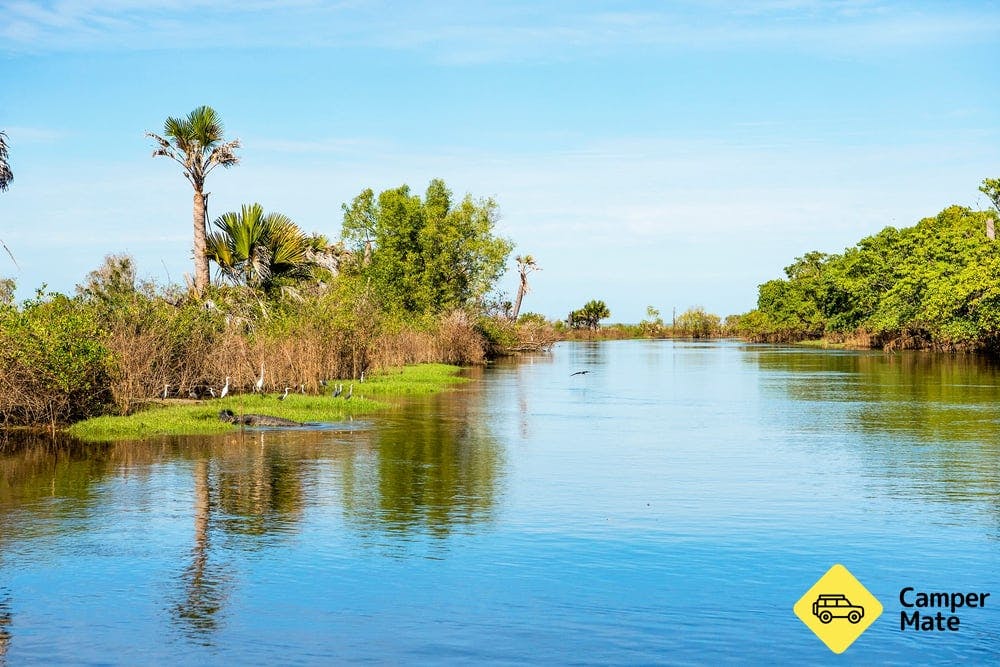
[729,204,1000,350]
[518,305,726,341]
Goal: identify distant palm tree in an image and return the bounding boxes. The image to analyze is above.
[206,203,313,291]
[147,107,240,293]
[0,130,12,192]
[511,254,539,321]
[0,130,16,269]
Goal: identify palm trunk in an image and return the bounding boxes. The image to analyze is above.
[512,281,526,321]
[193,190,210,292]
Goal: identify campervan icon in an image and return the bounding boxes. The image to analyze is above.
[812,594,865,624]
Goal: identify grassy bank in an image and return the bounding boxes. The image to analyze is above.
[67,364,467,442]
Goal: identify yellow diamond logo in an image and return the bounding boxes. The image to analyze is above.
[794,564,883,654]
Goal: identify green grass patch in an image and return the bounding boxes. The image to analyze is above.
[794,339,849,349]
[67,363,467,442]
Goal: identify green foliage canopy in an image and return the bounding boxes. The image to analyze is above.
[206,203,325,293]
[735,204,1000,348]
[341,179,513,315]
[569,299,611,329]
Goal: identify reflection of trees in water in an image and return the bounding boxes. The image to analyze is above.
[752,349,1000,441]
[340,385,503,538]
[0,436,112,513]
[216,432,305,537]
[0,587,11,661]
[172,459,227,640]
[750,347,1000,525]
[169,432,318,640]
[0,383,505,638]
[488,352,555,441]
[567,340,606,368]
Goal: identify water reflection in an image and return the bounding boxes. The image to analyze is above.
[340,385,503,538]
[0,588,11,663]
[748,346,1000,526]
[172,459,228,639]
[216,432,306,537]
[0,383,503,646]
[750,347,1000,441]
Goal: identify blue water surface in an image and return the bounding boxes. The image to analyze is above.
[1,340,998,664]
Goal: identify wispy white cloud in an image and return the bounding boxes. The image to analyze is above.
[0,126,66,143]
[2,0,997,60]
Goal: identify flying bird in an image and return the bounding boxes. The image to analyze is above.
[570,371,590,376]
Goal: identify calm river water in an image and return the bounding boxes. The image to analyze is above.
[1,340,999,664]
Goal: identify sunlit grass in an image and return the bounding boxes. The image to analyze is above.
[794,339,849,349]
[68,364,467,442]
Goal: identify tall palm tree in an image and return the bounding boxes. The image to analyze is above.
[511,254,539,321]
[206,203,312,291]
[147,107,240,293]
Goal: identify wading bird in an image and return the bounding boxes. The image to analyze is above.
[254,362,265,394]
[278,386,289,401]
[346,384,353,400]
[333,383,343,398]
[162,384,170,399]
[220,376,230,399]
[299,383,306,395]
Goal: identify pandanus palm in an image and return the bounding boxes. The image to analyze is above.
[206,203,312,291]
[147,106,240,293]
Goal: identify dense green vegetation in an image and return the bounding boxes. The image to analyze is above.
[568,299,611,330]
[340,179,512,315]
[0,107,547,430]
[731,199,1000,350]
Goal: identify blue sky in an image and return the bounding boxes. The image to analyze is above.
[2,0,999,321]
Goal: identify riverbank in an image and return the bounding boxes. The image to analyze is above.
[67,364,467,442]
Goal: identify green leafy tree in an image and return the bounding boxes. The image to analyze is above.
[341,179,512,314]
[748,201,1000,348]
[674,306,722,338]
[569,299,610,330]
[147,106,241,294]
